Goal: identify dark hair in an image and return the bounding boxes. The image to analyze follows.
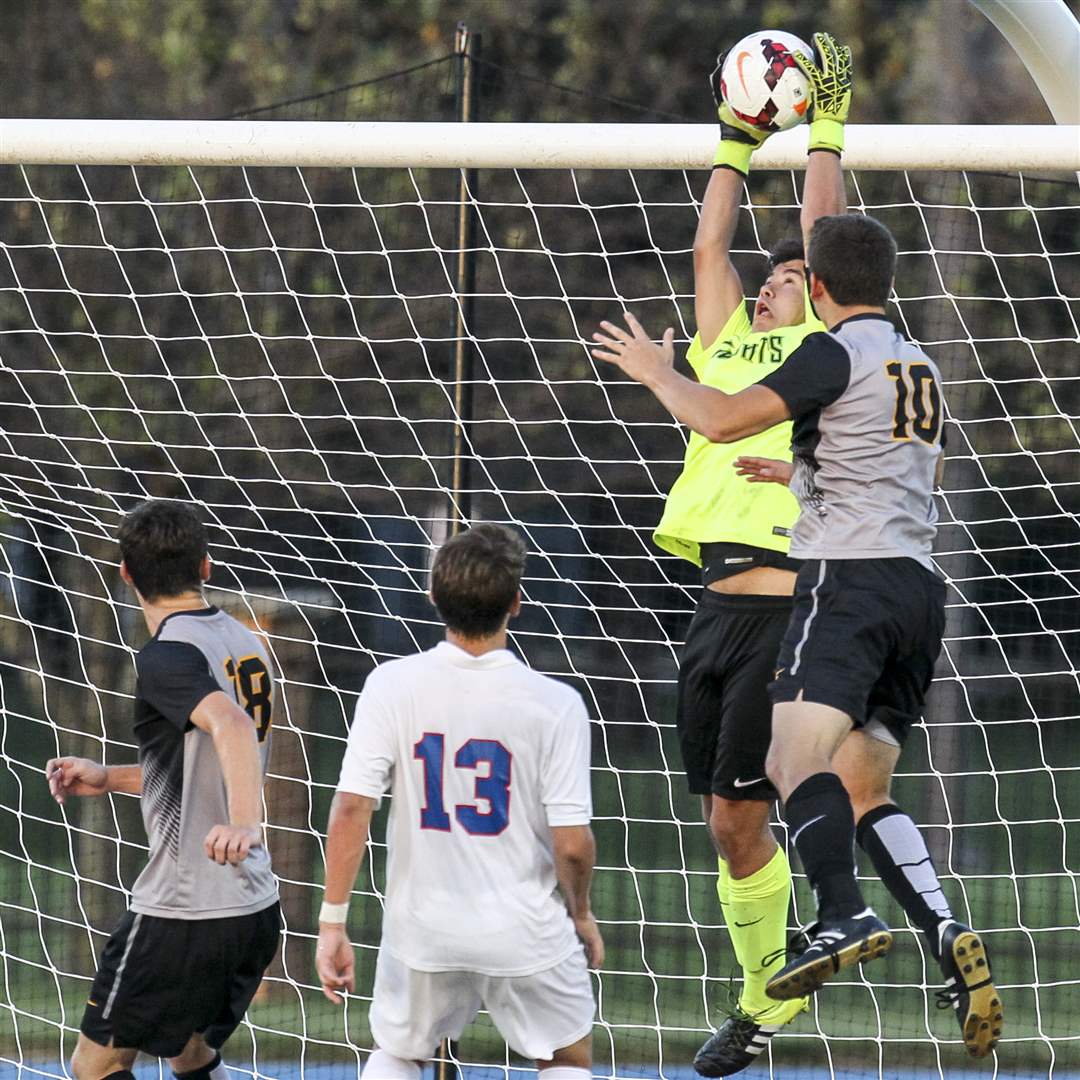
[430,523,527,638]
[117,500,208,601]
[807,214,897,307]
[767,237,805,269]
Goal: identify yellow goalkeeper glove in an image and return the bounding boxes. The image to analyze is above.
[709,51,771,176]
[793,31,853,155]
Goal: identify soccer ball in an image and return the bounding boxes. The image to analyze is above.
[719,30,813,133]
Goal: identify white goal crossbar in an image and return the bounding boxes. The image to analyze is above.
[0,120,1078,171]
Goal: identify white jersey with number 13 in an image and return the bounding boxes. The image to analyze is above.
[337,641,593,977]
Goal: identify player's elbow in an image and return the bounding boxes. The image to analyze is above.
[692,241,728,273]
[700,416,743,444]
[552,824,595,872]
[196,694,256,744]
[329,791,375,831]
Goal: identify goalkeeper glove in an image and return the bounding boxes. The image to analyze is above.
[709,51,771,176]
[793,31,853,155]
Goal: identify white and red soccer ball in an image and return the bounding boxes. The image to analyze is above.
[720,30,813,133]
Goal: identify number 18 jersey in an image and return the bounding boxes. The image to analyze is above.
[337,641,592,977]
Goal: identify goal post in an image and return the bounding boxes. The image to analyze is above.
[0,120,1078,171]
[0,122,1076,1079]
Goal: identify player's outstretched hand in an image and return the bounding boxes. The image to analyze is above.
[792,31,853,154]
[709,52,771,175]
[591,313,675,387]
[203,823,262,865]
[574,912,605,969]
[733,456,794,486]
[316,923,355,1004]
[45,757,108,804]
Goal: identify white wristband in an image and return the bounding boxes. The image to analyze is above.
[319,900,349,925]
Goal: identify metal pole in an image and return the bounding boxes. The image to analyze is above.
[434,32,479,1078]
[448,22,480,537]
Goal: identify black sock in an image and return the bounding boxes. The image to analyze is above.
[857,803,953,960]
[174,1053,222,1080]
[103,1073,136,1080]
[785,772,866,922]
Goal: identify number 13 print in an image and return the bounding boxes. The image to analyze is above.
[413,733,512,836]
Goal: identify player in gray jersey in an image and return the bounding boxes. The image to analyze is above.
[46,501,280,1080]
[591,213,1002,1057]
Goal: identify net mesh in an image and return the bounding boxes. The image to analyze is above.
[0,152,1077,1079]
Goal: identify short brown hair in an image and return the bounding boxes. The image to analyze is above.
[807,213,897,308]
[117,500,208,602]
[430,523,527,638]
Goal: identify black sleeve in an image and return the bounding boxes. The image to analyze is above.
[136,640,222,729]
[758,332,851,420]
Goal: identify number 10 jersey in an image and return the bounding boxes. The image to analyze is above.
[338,641,593,977]
[758,313,947,571]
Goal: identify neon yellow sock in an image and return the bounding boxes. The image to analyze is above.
[716,854,732,910]
[725,846,807,1021]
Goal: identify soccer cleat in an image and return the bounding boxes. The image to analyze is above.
[764,911,892,1000]
[935,922,1004,1058]
[693,1000,803,1077]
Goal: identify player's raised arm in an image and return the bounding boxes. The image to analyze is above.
[189,691,265,865]
[694,55,778,347]
[795,32,853,250]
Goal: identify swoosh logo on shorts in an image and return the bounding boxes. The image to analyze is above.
[733,777,765,788]
[736,51,753,97]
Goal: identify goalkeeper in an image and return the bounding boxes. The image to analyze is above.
[649,33,851,1078]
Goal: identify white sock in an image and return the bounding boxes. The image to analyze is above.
[208,1060,228,1080]
[538,1069,591,1079]
[361,1048,422,1080]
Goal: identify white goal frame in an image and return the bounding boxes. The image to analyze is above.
[1,120,1078,172]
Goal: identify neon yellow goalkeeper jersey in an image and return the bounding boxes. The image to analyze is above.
[653,290,824,566]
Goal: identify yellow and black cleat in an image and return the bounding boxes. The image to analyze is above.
[936,923,1004,1058]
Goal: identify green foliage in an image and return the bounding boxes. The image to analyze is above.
[0,0,1054,122]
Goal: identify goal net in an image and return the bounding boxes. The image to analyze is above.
[0,122,1076,1080]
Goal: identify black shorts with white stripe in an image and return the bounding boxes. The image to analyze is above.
[81,901,280,1058]
[768,557,946,744]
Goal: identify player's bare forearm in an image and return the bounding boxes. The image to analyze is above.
[801,150,846,251]
[46,756,141,803]
[194,694,263,828]
[553,825,596,918]
[190,692,264,863]
[553,824,605,968]
[322,792,373,907]
[316,792,372,1003]
[591,314,789,441]
[694,167,746,347]
[105,764,143,794]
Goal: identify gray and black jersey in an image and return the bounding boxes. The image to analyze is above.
[130,606,278,920]
[759,314,945,571]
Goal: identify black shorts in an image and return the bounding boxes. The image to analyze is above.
[81,900,281,1058]
[769,558,946,744]
[676,591,792,801]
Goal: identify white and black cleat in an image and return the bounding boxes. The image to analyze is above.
[693,1006,786,1077]
[765,910,892,1000]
